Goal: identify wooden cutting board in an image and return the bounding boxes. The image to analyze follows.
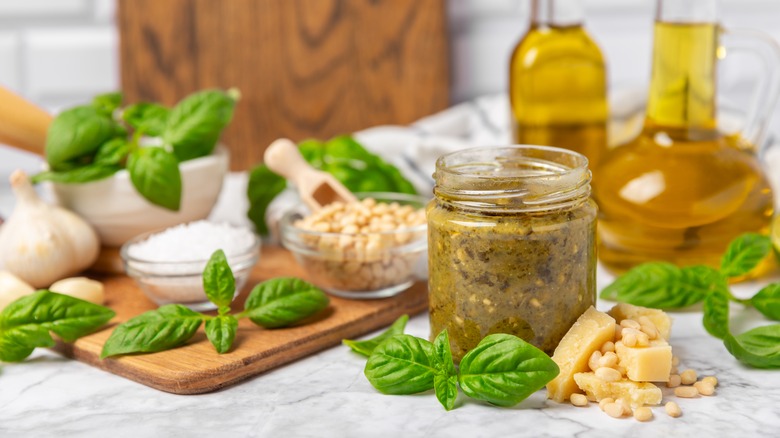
[53,246,429,395]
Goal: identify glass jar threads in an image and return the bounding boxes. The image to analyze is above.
[427,146,597,361]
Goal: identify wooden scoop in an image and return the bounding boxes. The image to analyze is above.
[264,138,357,211]
[0,86,51,155]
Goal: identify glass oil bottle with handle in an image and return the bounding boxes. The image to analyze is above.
[509,0,608,169]
[594,0,780,272]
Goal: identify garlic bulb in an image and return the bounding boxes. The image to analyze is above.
[0,170,100,288]
[0,271,35,311]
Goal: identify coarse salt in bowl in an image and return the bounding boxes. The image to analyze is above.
[121,220,260,310]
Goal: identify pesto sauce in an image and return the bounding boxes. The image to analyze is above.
[427,199,597,361]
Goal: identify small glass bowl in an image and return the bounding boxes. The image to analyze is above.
[120,230,261,311]
[280,192,429,299]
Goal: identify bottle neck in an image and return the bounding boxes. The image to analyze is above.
[645,21,719,134]
[531,0,584,28]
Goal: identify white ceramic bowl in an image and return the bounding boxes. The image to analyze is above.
[50,147,229,246]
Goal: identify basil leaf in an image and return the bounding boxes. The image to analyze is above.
[203,249,236,314]
[246,164,286,235]
[458,334,559,407]
[703,289,730,339]
[163,89,237,161]
[127,147,182,211]
[432,330,458,411]
[720,233,773,278]
[724,325,780,368]
[31,164,121,184]
[94,137,130,166]
[46,106,118,169]
[343,314,409,357]
[100,304,203,358]
[243,277,329,329]
[600,263,718,309]
[752,284,780,321]
[364,334,436,394]
[205,315,238,354]
[123,103,170,137]
[92,92,122,115]
[0,291,115,362]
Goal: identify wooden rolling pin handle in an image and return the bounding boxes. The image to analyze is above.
[263,138,316,186]
[0,86,51,156]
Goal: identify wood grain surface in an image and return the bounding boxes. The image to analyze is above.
[118,0,450,170]
[54,246,429,394]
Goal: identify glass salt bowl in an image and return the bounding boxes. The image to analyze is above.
[120,230,261,311]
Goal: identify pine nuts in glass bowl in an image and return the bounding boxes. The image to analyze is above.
[280,192,429,299]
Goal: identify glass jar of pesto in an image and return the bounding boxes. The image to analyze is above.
[427,146,596,361]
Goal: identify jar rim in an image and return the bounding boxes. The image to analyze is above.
[433,145,591,212]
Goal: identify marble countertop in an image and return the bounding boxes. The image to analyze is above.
[2,265,779,437]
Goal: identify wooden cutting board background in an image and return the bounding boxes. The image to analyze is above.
[54,246,429,395]
[117,0,450,170]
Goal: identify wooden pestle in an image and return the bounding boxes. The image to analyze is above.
[0,86,51,156]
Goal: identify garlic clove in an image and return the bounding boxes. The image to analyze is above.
[49,276,105,305]
[0,271,36,311]
[0,170,100,288]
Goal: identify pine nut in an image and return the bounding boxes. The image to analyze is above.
[570,393,589,407]
[636,331,650,347]
[667,374,682,388]
[598,351,619,368]
[622,332,637,347]
[599,397,615,411]
[601,341,616,354]
[675,386,699,398]
[620,319,641,330]
[665,401,682,418]
[617,398,632,416]
[694,381,715,396]
[633,407,653,422]
[702,376,718,387]
[604,402,625,418]
[589,350,603,372]
[680,369,697,385]
[595,367,622,382]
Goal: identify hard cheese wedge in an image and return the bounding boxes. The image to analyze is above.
[574,372,662,408]
[615,340,672,382]
[546,306,616,403]
[608,303,672,340]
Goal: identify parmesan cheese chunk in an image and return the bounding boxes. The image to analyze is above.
[615,340,672,382]
[608,303,672,340]
[546,306,616,403]
[574,372,662,408]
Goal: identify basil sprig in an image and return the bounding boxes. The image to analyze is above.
[602,232,780,368]
[101,250,329,358]
[0,291,115,362]
[352,317,559,411]
[34,89,238,211]
[343,314,409,357]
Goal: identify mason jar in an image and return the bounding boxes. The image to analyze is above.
[427,146,597,361]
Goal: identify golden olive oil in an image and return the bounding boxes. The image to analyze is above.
[510,24,608,168]
[594,22,774,271]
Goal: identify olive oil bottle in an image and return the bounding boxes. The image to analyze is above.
[593,16,776,272]
[509,0,608,169]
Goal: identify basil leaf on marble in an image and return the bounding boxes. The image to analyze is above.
[0,291,115,362]
[703,288,730,339]
[242,277,329,328]
[343,314,409,357]
[203,249,236,315]
[204,315,238,354]
[724,325,780,368]
[100,304,203,358]
[751,284,780,321]
[458,334,559,407]
[127,147,182,211]
[600,263,719,309]
[364,334,436,395]
[720,233,773,278]
[432,330,458,411]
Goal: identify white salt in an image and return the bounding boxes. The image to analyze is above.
[127,220,257,262]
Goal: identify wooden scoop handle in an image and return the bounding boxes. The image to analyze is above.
[0,86,51,156]
[264,138,317,184]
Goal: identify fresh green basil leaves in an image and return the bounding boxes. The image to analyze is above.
[34,89,237,212]
[343,314,409,357]
[602,232,780,368]
[102,250,329,358]
[247,135,417,235]
[354,320,559,411]
[0,291,115,362]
